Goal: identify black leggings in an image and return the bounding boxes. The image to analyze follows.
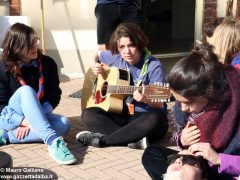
[80,107,168,146]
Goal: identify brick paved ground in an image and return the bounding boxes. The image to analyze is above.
[0,78,178,180]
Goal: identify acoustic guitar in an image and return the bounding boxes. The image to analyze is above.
[81,66,171,114]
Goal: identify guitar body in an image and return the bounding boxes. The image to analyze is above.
[81,66,130,114]
[81,65,170,114]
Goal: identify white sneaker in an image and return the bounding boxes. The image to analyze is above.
[128,137,149,150]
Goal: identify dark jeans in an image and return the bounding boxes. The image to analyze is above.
[80,107,168,146]
[95,2,143,45]
[142,146,178,180]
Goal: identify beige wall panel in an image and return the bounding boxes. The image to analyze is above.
[0,1,9,16]
[20,0,97,78]
[217,0,237,17]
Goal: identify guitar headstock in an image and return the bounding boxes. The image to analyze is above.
[144,83,171,102]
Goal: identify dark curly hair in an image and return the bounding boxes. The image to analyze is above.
[1,23,42,79]
[167,44,227,104]
[108,22,149,54]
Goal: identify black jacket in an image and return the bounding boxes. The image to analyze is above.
[0,55,62,112]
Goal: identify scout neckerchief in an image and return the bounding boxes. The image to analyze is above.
[14,58,44,100]
[127,48,151,115]
[136,48,151,86]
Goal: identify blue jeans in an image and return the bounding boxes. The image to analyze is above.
[0,86,70,144]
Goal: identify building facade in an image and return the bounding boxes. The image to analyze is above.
[0,0,239,78]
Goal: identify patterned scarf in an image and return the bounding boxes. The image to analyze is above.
[231,53,240,70]
[13,59,44,100]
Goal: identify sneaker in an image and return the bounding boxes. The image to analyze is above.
[0,129,6,146]
[128,137,149,150]
[76,131,105,147]
[48,137,77,165]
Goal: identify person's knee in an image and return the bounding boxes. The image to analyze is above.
[19,85,34,92]
[59,116,71,135]
[9,85,36,105]
[81,108,100,123]
[17,85,36,96]
[81,109,89,123]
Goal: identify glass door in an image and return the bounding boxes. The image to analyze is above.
[142,0,197,57]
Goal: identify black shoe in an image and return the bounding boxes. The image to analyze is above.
[76,131,105,147]
[128,137,149,150]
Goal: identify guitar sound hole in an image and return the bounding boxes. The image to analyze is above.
[119,69,129,81]
[101,81,108,97]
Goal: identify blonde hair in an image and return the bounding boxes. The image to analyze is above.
[208,16,240,64]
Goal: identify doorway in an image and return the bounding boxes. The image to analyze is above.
[142,0,196,56]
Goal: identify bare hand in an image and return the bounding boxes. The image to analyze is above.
[133,89,145,102]
[91,63,104,75]
[188,142,220,165]
[16,126,30,140]
[133,89,164,109]
[180,121,201,146]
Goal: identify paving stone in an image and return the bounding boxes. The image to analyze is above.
[0,78,176,180]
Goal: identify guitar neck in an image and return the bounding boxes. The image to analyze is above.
[108,85,143,94]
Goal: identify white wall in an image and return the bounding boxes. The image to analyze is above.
[217,0,237,17]
[0,16,30,46]
[0,1,9,45]
[20,0,97,79]
[194,0,204,44]
[0,1,9,16]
